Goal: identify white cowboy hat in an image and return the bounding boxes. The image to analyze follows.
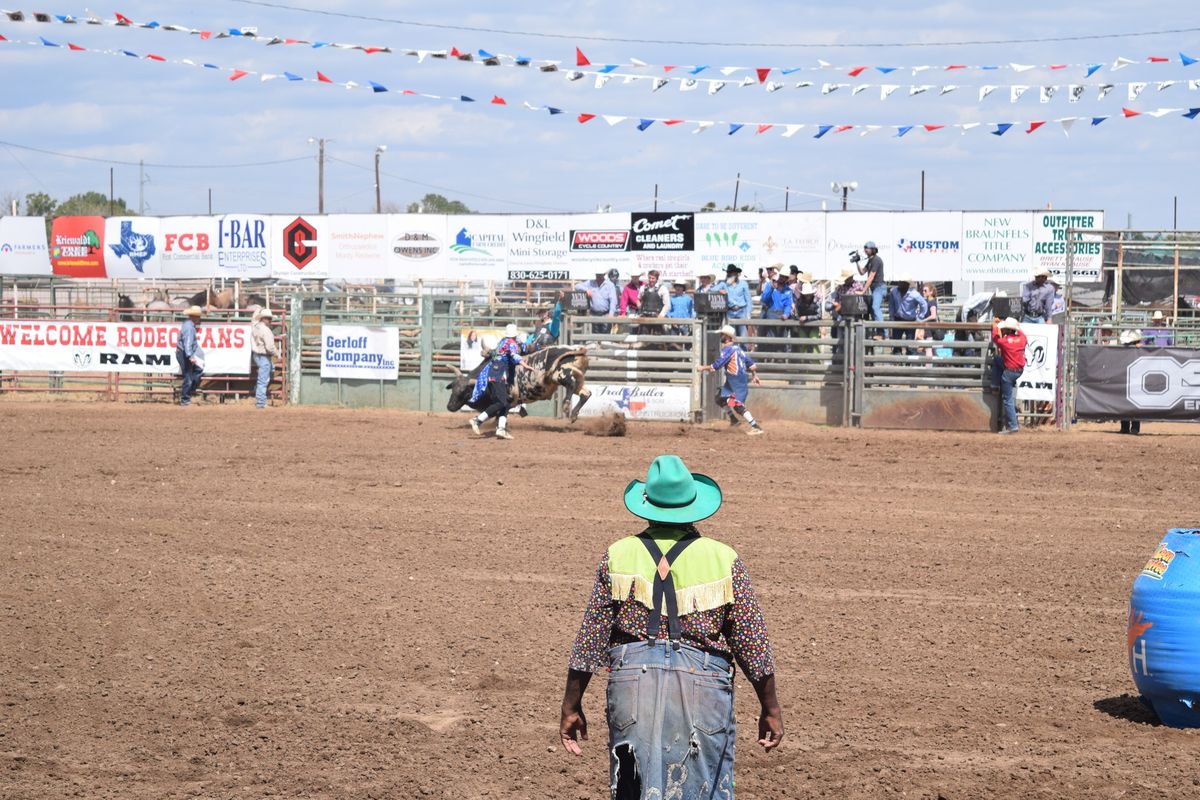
[1152,310,1165,321]
[899,275,916,285]
[185,305,203,318]
[481,334,498,350]
[1119,329,1143,345]
[257,308,274,319]
[838,269,855,282]
[698,269,718,279]
[800,282,815,294]
[504,323,519,338]
[1000,317,1021,331]
[628,270,643,278]
[718,325,737,338]
[1034,268,1052,278]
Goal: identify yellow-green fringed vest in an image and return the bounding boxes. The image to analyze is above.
[608,529,737,615]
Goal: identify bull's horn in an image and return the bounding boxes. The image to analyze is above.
[448,365,463,377]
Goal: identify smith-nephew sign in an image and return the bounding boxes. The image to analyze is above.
[0,320,251,374]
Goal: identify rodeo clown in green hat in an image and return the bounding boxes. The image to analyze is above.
[560,455,783,798]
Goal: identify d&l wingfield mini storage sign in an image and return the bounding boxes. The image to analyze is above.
[320,325,400,380]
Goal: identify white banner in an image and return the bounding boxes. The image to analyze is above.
[271,215,328,280]
[567,213,637,279]
[757,213,827,278]
[215,214,272,278]
[961,212,1034,281]
[446,215,509,281]
[0,319,250,374]
[1033,211,1105,283]
[824,212,895,278]
[387,214,449,282]
[326,214,390,281]
[890,212,962,282]
[577,384,692,421]
[0,216,52,275]
[320,325,399,380]
[1016,322,1059,402]
[103,217,162,279]
[507,215,573,281]
[160,216,219,279]
[694,213,761,279]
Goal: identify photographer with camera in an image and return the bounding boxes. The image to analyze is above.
[854,241,886,324]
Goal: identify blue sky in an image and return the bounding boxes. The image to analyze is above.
[1,1,1198,227]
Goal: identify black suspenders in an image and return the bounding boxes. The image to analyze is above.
[636,531,699,648]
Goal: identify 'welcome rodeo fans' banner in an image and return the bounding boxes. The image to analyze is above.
[0,320,251,374]
[1076,346,1200,420]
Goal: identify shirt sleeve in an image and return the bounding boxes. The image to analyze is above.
[179,322,198,358]
[709,346,733,372]
[725,558,775,681]
[568,555,616,674]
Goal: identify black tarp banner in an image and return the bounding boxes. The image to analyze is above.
[1076,345,1200,420]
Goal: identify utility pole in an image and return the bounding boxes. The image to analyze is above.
[208,188,213,215]
[784,186,790,212]
[920,170,925,210]
[138,159,146,214]
[374,145,387,214]
[732,172,741,210]
[653,183,659,212]
[1174,195,1178,230]
[308,137,328,213]
[109,168,115,216]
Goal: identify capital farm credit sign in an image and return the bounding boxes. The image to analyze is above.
[0,320,251,374]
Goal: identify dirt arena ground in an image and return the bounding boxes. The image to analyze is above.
[2,401,1199,799]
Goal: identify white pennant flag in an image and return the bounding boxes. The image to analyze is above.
[1069,84,1084,102]
[1010,85,1029,103]
[1146,107,1182,118]
[719,66,741,76]
[1128,82,1147,101]
[1191,79,1200,91]
[693,120,715,133]
[1060,117,1077,136]
[415,50,429,62]
[795,81,814,89]
[979,85,998,101]
[343,81,359,90]
[909,84,932,96]
[765,81,784,93]
[565,70,584,81]
[680,78,699,92]
[707,80,726,95]
[628,58,648,67]
[1040,86,1057,103]
[960,122,982,134]
[939,85,959,96]
[912,65,931,75]
[1098,84,1115,99]
[1011,63,1036,72]
[881,84,900,100]
[1157,80,1177,91]
[260,73,279,82]
[622,75,638,85]
[602,115,627,126]
[817,60,833,69]
[782,124,803,138]
[739,75,756,87]
[860,125,882,137]
[652,77,669,92]
[1112,56,1137,71]
[821,82,840,95]
[852,84,870,96]
[594,74,611,89]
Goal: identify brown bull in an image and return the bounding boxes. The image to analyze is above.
[446,345,592,422]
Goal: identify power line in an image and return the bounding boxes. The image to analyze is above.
[226,0,1200,48]
[0,140,312,170]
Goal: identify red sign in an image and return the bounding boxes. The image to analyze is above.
[570,229,630,252]
[50,216,107,277]
[283,217,318,270]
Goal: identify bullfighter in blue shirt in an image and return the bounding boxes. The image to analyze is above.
[470,325,536,440]
[698,325,765,435]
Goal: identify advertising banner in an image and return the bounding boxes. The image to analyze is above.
[757,213,827,278]
[576,384,692,421]
[215,214,272,278]
[1076,345,1200,420]
[459,326,506,370]
[1033,211,1105,282]
[0,216,52,276]
[507,215,572,281]
[103,217,162,279]
[159,216,219,279]
[0,319,250,374]
[1015,322,1059,402]
[50,216,107,277]
[890,212,963,282]
[567,212,636,279]
[320,324,399,380]
[325,214,390,281]
[272,214,328,280]
[824,212,894,279]
[446,215,508,281]
[694,212,762,279]
[387,214,449,282]
[630,212,696,282]
[961,212,1034,281]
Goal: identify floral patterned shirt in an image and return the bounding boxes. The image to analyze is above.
[568,553,776,681]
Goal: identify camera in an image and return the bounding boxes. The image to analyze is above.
[848,250,862,264]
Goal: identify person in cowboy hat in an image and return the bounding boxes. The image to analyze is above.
[698,325,765,434]
[561,455,783,798]
[717,264,752,339]
[250,308,280,409]
[888,274,929,351]
[469,325,538,439]
[793,280,822,353]
[176,305,204,407]
[619,270,644,317]
[696,268,720,294]
[1117,329,1146,435]
[990,317,1027,434]
[1021,268,1056,324]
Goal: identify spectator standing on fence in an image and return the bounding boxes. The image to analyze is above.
[666,279,694,325]
[619,271,643,317]
[1143,311,1174,347]
[576,271,618,334]
[917,283,940,358]
[760,272,794,348]
[560,454,783,797]
[639,270,671,318]
[1118,329,1145,435]
[793,282,821,353]
[861,241,886,324]
[888,276,929,350]
[697,269,720,294]
[699,325,765,435]
[176,305,204,407]
[719,264,752,340]
[991,317,1027,435]
[1021,268,1056,323]
[250,308,279,409]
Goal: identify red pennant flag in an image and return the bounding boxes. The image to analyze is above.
[1148,56,1169,62]
[284,38,302,45]
[0,34,7,42]
[755,68,771,83]
[663,65,677,72]
[450,47,462,57]
[316,71,332,83]
[1049,64,1067,70]
[946,64,967,70]
[145,54,166,62]
[114,12,133,25]
[229,69,249,81]
[1026,121,1046,133]
[577,113,596,123]
[575,47,590,67]
[663,119,684,125]
[835,125,854,133]
[756,124,774,134]
[364,47,384,55]
[1122,107,1141,117]
[847,66,867,77]
[402,89,417,95]
[68,43,86,51]
[199,31,212,40]
[491,95,506,105]
[923,124,945,132]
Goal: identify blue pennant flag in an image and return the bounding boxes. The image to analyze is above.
[54,15,70,22]
[460,95,475,102]
[876,66,897,74]
[728,123,744,135]
[814,125,833,139]
[312,42,328,49]
[369,81,388,92]
[1085,63,1103,78]
[39,36,60,47]
[599,64,618,73]
[227,28,243,36]
[992,123,1013,136]
[1091,116,1108,126]
[637,119,655,131]
[478,49,496,59]
[145,21,160,29]
[896,125,914,138]
[1183,108,1200,119]
[202,63,219,70]
[781,67,804,75]
[515,56,530,65]
[547,107,563,115]
[284,72,303,81]
[1182,52,1198,67]
[689,65,709,75]
[121,50,138,57]
[980,65,999,71]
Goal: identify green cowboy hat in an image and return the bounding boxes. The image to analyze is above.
[623,455,723,524]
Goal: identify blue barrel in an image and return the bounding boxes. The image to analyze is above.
[1129,528,1200,728]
